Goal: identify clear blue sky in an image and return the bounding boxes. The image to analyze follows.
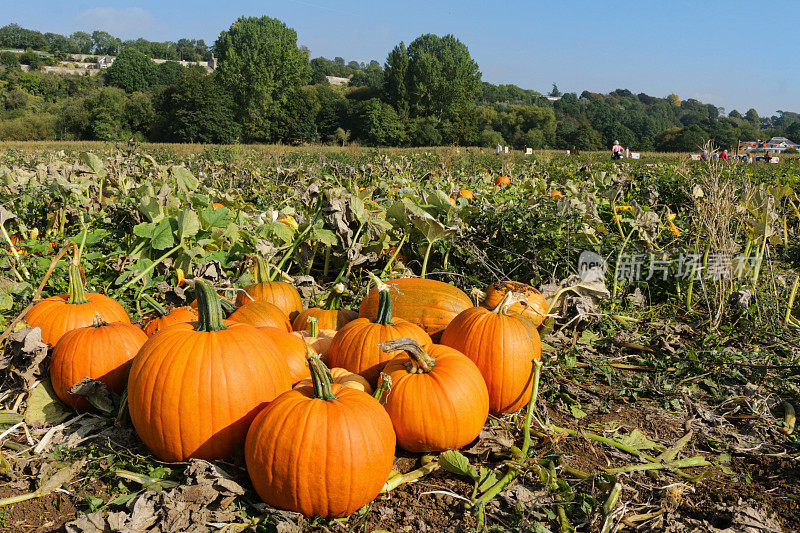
[3,0,798,116]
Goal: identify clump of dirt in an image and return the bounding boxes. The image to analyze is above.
[0,487,78,532]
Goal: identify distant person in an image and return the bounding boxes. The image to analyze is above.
[495,143,502,155]
[720,149,729,160]
[612,140,624,160]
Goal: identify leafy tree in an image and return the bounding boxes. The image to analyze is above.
[70,32,94,54]
[155,61,185,88]
[0,52,20,71]
[667,93,681,106]
[354,98,405,145]
[383,42,409,117]
[350,64,383,89]
[85,86,127,140]
[44,33,79,55]
[0,24,47,50]
[92,31,121,55]
[158,67,240,144]
[745,108,760,125]
[549,83,561,97]
[105,49,157,92]
[215,15,311,142]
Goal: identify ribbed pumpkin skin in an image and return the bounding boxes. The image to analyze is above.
[382,345,489,452]
[235,281,303,321]
[51,322,148,410]
[127,322,292,462]
[245,385,396,518]
[25,294,130,346]
[294,367,373,394]
[228,301,292,331]
[482,281,548,327]
[258,327,311,384]
[441,308,541,415]
[327,318,431,385]
[290,328,336,357]
[291,307,357,331]
[142,306,197,337]
[358,278,471,341]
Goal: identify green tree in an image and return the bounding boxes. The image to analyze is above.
[155,61,185,88]
[70,32,93,54]
[745,108,760,125]
[0,51,20,71]
[92,31,121,55]
[215,15,311,142]
[354,98,405,145]
[383,42,409,117]
[549,83,562,97]
[105,49,157,92]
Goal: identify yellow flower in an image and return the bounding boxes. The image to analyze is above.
[666,213,677,221]
[612,214,622,223]
[669,222,679,236]
[614,205,632,213]
[550,190,563,200]
[279,216,299,231]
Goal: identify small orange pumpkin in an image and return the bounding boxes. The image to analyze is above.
[459,190,474,202]
[245,354,395,518]
[495,175,511,187]
[228,300,292,331]
[328,275,431,385]
[51,314,147,410]
[294,366,373,394]
[235,256,303,320]
[380,338,488,452]
[291,317,336,357]
[142,305,198,337]
[26,263,130,346]
[480,281,548,327]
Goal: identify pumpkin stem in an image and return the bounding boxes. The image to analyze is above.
[380,338,435,373]
[490,291,529,315]
[67,263,89,305]
[321,283,346,310]
[193,279,227,332]
[307,351,338,401]
[91,311,108,327]
[373,372,392,402]
[306,316,319,337]
[253,255,271,284]
[368,272,392,325]
[140,293,167,317]
[470,287,487,307]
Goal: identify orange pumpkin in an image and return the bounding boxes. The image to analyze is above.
[459,190,474,202]
[441,292,541,415]
[481,281,548,327]
[330,276,431,385]
[495,175,511,187]
[229,300,292,331]
[291,283,357,331]
[26,263,130,346]
[294,366,373,394]
[127,280,292,462]
[142,306,198,337]
[380,338,488,452]
[258,327,312,384]
[245,354,395,518]
[234,256,303,320]
[358,278,472,342]
[50,314,147,410]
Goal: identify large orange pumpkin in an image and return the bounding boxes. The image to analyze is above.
[380,338,489,452]
[291,283,357,331]
[142,306,197,337]
[329,277,431,385]
[228,300,292,331]
[26,263,130,346]
[234,256,302,320]
[127,280,292,462]
[50,314,147,410]
[245,354,395,518]
[358,278,471,342]
[258,327,311,384]
[480,281,548,327]
[441,292,541,415]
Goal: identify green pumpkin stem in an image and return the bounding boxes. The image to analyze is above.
[194,279,227,332]
[368,272,392,325]
[67,263,89,305]
[321,283,346,310]
[379,338,435,373]
[307,316,319,337]
[308,352,337,401]
[91,311,108,327]
[253,255,271,284]
[140,293,167,317]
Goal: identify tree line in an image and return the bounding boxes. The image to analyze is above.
[1,18,798,150]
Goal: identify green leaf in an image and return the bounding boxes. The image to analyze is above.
[569,404,588,419]
[351,196,367,223]
[133,222,156,239]
[24,380,71,426]
[177,209,200,240]
[617,429,661,452]
[171,165,198,192]
[138,195,162,222]
[311,227,338,246]
[439,450,477,479]
[427,189,454,214]
[476,466,499,492]
[201,205,230,228]
[151,218,176,250]
[70,229,108,246]
[79,152,105,177]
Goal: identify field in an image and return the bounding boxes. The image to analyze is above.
[0,143,799,532]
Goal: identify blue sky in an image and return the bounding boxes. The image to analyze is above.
[2,1,798,116]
